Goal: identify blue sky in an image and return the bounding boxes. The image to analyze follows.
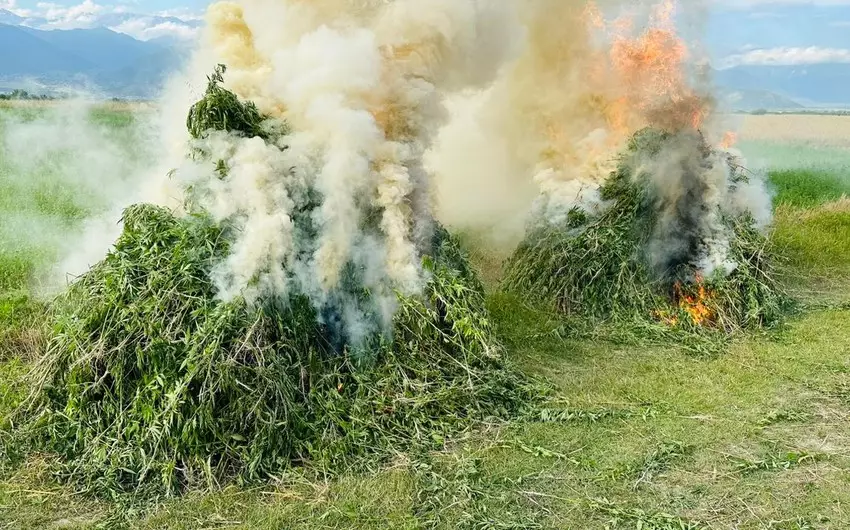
[704,2,850,68]
[5,0,206,14]
[1,0,850,67]
[0,0,205,39]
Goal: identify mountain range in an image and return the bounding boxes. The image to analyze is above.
[0,22,188,98]
[0,7,201,41]
[715,64,850,109]
[0,21,848,108]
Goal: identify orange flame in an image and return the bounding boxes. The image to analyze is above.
[653,275,717,327]
[720,131,738,150]
[528,0,717,186]
[675,275,715,326]
[589,0,711,135]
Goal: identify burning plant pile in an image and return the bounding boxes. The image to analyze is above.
[5,0,795,496]
[501,1,790,345]
[13,0,539,495]
[504,127,789,342]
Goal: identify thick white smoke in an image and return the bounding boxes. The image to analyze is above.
[0,100,158,292]
[33,0,774,338]
[427,0,773,279]
[148,0,523,341]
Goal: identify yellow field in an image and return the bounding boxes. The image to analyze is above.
[737,113,850,147]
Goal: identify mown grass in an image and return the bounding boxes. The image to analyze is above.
[5,301,850,528]
[3,122,850,528]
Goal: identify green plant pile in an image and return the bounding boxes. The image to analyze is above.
[503,128,791,349]
[186,64,269,141]
[10,68,538,495]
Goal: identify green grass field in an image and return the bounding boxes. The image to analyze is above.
[2,113,850,528]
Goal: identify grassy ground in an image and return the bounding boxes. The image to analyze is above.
[739,139,850,173]
[0,105,145,361]
[3,118,850,528]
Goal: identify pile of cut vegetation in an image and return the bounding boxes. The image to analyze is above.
[504,128,790,349]
[11,68,537,495]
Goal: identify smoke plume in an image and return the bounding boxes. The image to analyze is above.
[35,0,774,342]
[0,101,157,292]
[428,0,771,281]
[149,0,522,343]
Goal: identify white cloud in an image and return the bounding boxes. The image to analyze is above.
[1,1,201,41]
[153,7,203,22]
[37,0,104,29]
[0,0,36,18]
[110,18,199,41]
[721,46,850,68]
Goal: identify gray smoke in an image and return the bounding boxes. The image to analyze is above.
[633,131,770,285]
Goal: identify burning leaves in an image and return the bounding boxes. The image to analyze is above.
[16,72,542,494]
[585,0,714,139]
[654,275,718,328]
[475,0,727,241]
[720,131,738,150]
[610,26,703,131]
[503,128,790,352]
[676,277,716,326]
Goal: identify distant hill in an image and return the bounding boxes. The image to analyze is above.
[0,23,189,98]
[716,64,850,108]
[0,9,23,26]
[100,47,188,98]
[717,87,804,112]
[17,26,159,71]
[0,24,94,76]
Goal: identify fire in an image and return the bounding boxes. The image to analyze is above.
[654,275,716,327]
[720,131,738,150]
[675,276,715,326]
[588,0,711,135]
[583,1,605,30]
[525,0,716,195]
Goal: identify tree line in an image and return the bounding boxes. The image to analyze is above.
[0,89,63,101]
